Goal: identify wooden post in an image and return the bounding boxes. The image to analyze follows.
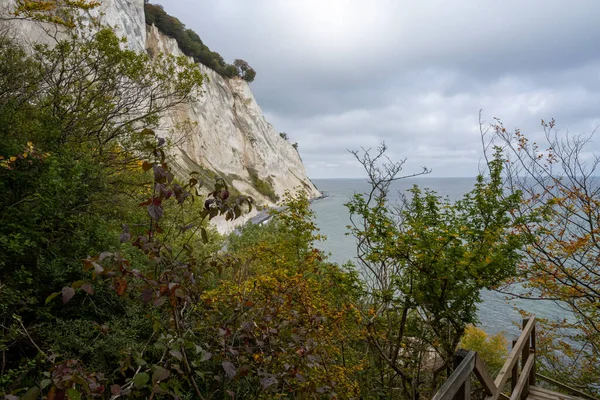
[530,322,536,386]
[511,340,518,393]
[453,349,471,400]
[432,351,476,400]
[520,319,531,400]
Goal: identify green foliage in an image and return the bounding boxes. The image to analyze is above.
[145,3,256,81]
[0,9,207,396]
[233,59,257,82]
[345,145,524,397]
[13,0,101,28]
[248,167,279,203]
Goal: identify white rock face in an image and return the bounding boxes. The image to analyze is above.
[97,0,146,52]
[0,0,320,234]
[146,25,319,205]
[0,0,145,51]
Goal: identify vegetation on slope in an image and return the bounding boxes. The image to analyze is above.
[247,167,279,203]
[144,2,256,82]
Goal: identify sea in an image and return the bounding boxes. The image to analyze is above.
[310,178,567,340]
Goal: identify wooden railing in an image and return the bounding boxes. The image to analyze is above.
[434,316,600,400]
[493,316,536,400]
[431,349,497,400]
[433,316,537,400]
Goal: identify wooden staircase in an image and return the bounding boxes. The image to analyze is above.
[432,316,597,400]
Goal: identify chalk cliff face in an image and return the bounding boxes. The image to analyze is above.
[145,25,319,201]
[0,0,146,51]
[1,0,320,233]
[145,24,320,232]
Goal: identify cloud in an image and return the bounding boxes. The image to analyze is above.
[156,0,600,177]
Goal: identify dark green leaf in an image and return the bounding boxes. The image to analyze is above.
[45,291,60,305]
[22,387,41,400]
[65,388,81,400]
[133,372,150,389]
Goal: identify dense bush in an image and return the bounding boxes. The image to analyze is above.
[459,325,507,376]
[145,3,256,82]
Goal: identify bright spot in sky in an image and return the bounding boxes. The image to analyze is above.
[275,0,396,54]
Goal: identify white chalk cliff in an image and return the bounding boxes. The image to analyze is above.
[0,0,320,233]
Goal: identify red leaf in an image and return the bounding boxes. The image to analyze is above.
[115,278,128,296]
[153,165,167,183]
[110,384,121,395]
[141,289,153,304]
[142,161,153,172]
[62,287,75,304]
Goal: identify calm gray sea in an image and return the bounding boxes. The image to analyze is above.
[310,178,565,339]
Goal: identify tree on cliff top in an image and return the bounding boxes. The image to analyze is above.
[144,3,257,82]
[234,58,257,83]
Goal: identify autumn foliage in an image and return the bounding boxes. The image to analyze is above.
[486,117,600,394]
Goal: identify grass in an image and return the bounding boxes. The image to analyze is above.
[247,168,279,203]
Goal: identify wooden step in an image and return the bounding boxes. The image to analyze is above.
[527,386,587,400]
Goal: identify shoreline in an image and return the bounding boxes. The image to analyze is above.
[221,193,328,251]
[248,193,329,226]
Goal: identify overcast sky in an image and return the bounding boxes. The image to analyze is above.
[156,1,600,178]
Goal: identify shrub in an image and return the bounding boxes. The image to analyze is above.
[247,167,279,203]
[459,325,508,375]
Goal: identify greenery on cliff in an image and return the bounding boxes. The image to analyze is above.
[1,1,599,399]
[144,2,256,82]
